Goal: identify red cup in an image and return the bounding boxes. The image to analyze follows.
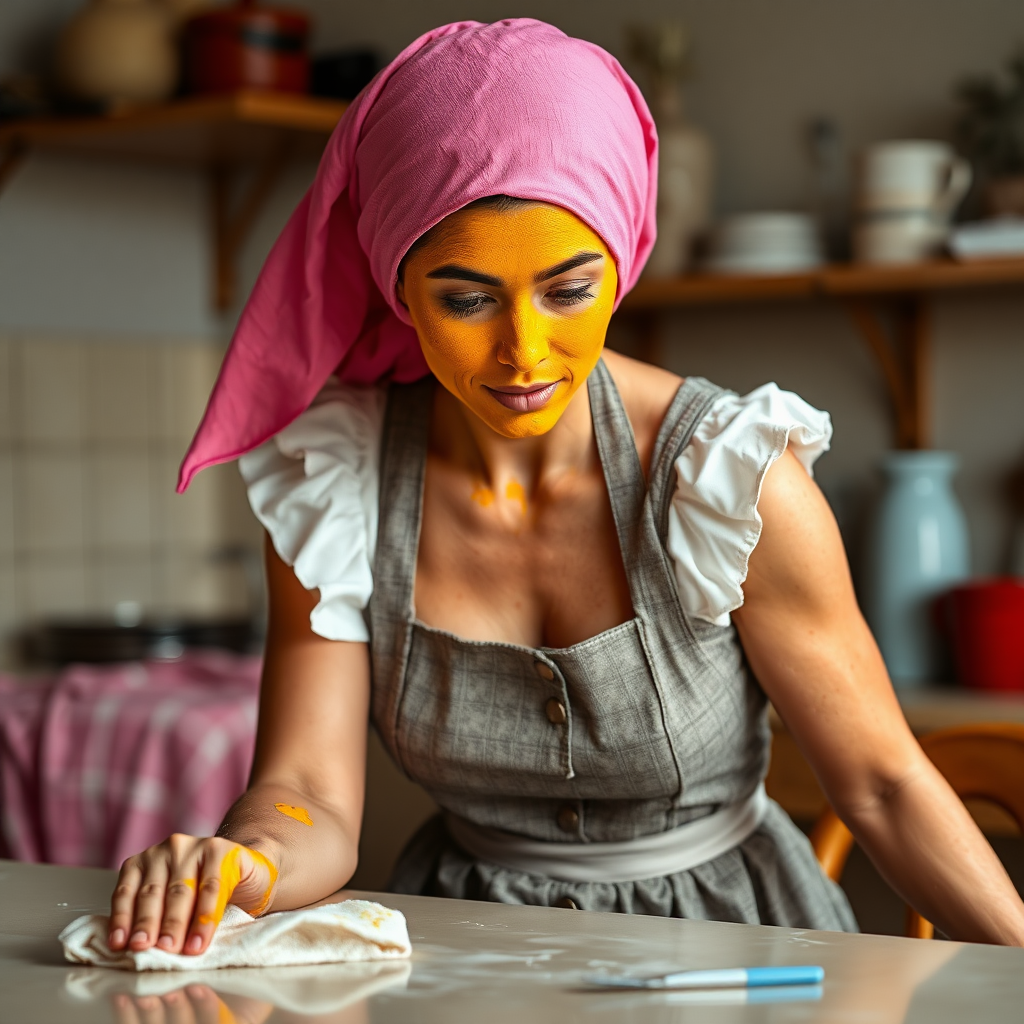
[945,579,1024,691]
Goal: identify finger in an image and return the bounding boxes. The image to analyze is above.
[111,991,142,1024]
[156,873,198,954]
[186,985,234,1024]
[129,858,171,951]
[161,987,199,1024]
[183,845,241,956]
[109,858,143,950]
[134,994,169,1024]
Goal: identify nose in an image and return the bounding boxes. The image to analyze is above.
[495,298,550,373]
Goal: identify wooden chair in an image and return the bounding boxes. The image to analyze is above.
[809,722,1024,939]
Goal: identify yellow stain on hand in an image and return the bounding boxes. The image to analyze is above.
[216,998,238,1024]
[505,480,528,517]
[180,877,196,891]
[471,484,495,507]
[275,802,314,827]
[196,846,279,926]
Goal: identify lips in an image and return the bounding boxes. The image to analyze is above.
[484,381,560,412]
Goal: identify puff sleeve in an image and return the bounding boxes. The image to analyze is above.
[239,379,386,642]
[666,384,832,626]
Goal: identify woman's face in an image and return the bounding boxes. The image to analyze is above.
[397,202,618,439]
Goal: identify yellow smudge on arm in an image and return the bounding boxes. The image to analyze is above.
[505,480,528,517]
[275,802,314,826]
[197,846,279,926]
[471,484,494,507]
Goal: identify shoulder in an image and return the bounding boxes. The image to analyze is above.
[600,348,684,476]
[238,378,388,643]
[665,383,833,626]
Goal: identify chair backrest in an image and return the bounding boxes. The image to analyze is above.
[809,722,1024,939]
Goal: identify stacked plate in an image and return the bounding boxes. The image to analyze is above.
[705,213,823,275]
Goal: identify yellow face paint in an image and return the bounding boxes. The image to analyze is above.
[275,802,314,826]
[505,480,528,517]
[197,846,278,926]
[471,483,495,507]
[400,202,617,439]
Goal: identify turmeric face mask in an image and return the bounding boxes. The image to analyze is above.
[397,203,618,438]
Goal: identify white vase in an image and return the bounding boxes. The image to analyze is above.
[644,82,714,278]
[57,0,178,107]
[863,451,971,687]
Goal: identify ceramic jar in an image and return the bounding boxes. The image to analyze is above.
[57,0,178,108]
[644,81,714,278]
[863,451,970,687]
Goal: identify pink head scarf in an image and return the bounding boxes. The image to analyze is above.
[178,18,658,491]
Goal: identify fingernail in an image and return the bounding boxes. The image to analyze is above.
[109,928,125,947]
[157,934,174,949]
[185,934,203,954]
[129,930,147,946]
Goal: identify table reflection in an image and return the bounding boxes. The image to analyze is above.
[63,960,411,1024]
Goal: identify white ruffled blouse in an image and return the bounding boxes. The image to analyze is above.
[240,378,832,642]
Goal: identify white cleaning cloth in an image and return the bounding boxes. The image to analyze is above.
[59,900,411,972]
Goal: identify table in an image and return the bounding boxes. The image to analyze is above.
[2,859,1022,1022]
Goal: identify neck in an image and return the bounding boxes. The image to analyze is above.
[433,380,596,499]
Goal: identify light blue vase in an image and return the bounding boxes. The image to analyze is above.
[863,451,970,687]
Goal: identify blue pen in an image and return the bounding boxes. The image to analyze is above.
[584,965,825,990]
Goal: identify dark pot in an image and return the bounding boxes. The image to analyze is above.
[182,0,310,95]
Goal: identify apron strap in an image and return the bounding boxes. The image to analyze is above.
[589,360,724,613]
[647,376,726,548]
[587,358,649,572]
[372,377,435,631]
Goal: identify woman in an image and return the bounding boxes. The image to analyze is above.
[109,20,1024,956]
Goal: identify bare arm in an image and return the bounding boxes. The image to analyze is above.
[109,535,369,955]
[733,450,1024,945]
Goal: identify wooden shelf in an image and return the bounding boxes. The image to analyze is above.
[621,258,1024,310]
[0,91,349,310]
[0,90,348,167]
[619,258,1024,450]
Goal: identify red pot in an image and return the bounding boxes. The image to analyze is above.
[182,0,310,95]
[945,579,1024,691]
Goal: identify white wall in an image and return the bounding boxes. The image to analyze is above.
[2,0,1024,578]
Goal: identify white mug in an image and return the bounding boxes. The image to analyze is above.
[858,140,972,217]
[853,210,947,265]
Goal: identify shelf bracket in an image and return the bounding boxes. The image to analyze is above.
[210,138,293,311]
[0,136,28,197]
[631,311,665,367]
[842,295,930,449]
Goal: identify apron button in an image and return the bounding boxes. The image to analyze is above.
[557,805,579,832]
[545,698,567,725]
[554,896,579,910]
[534,660,555,680]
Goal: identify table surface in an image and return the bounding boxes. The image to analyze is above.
[2,860,1023,1023]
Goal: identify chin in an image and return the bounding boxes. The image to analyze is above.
[483,408,563,439]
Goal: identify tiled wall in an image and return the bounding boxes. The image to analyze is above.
[0,335,263,668]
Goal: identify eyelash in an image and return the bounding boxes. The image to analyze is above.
[440,283,596,319]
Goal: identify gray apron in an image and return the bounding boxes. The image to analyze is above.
[368,359,856,930]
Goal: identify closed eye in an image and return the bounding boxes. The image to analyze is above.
[547,282,596,307]
[440,292,496,318]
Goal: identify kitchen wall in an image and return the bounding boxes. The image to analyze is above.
[2,0,1024,665]
[0,336,260,666]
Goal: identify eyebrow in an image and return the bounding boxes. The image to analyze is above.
[425,264,503,286]
[534,251,604,282]
[424,251,605,288]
